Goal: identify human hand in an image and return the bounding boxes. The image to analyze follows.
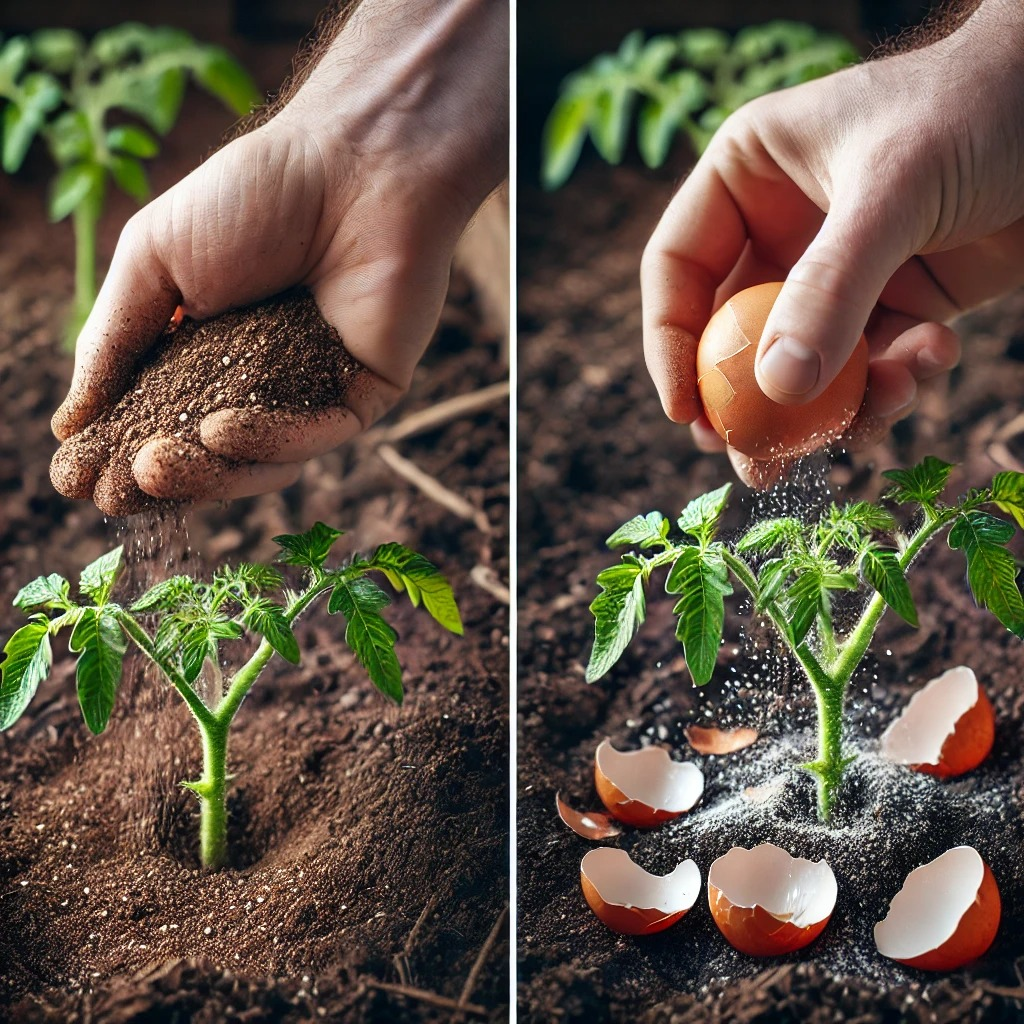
[52,0,508,509]
[641,0,1024,487]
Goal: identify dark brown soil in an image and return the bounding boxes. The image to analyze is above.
[0,90,509,1022]
[517,156,1024,1022]
[51,290,365,517]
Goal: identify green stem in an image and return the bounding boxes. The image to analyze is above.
[195,719,229,870]
[70,198,99,340]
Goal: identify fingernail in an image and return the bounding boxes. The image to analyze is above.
[759,337,821,397]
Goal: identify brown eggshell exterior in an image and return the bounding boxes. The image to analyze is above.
[708,883,831,956]
[911,686,995,779]
[696,282,869,460]
[894,862,1001,970]
[581,871,689,935]
[594,762,683,828]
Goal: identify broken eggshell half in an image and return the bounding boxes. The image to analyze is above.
[580,847,701,935]
[594,739,704,827]
[708,843,838,956]
[875,846,1001,970]
[555,792,623,841]
[880,665,995,778]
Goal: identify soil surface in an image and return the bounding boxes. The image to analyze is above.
[517,155,1024,1022]
[0,90,509,1021]
[51,290,364,516]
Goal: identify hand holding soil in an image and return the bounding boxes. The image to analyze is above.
[641,0,1024,487]
[51,0,508,512]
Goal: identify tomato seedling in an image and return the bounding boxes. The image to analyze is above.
[0,24,259,342]
[541,22,856,189]
[0,524,462,869]
[587,458,1024,822]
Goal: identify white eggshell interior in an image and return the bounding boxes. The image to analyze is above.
[708,843,837,928]
[596,739,705,812]
[880,665,980,765]
[581,847,701,913]
[874,846,985,959]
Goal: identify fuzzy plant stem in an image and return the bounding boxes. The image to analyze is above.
[69,197,100,346]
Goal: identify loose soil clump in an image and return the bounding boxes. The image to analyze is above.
[51,289,365,516]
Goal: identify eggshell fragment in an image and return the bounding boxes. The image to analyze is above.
[685,724,759,755]
[556,793,623,841]
[580,847,701,935]
[875,846,1001,970]
[880,666,995,778]
[696,282,869,460]
[594,739,704,827]
[708,843,837,956]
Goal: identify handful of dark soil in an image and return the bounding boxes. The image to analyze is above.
[51,290,364,516]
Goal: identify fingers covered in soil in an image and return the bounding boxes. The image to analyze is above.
[50,290,372,515]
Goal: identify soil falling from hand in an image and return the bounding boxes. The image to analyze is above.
[51,290,365,516]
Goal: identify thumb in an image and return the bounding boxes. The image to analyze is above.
[754,203,910,405]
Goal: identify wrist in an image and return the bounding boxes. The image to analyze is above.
[277,0,507,226]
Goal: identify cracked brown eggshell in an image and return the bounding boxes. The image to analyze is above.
[696,282,869,460]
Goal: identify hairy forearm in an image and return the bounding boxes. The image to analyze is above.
[276,0,508,218]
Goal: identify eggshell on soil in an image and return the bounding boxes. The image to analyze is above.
[594,739,704,827]
[880,666,995,778]
[696,282,868,460]
[874,846,1001,970]
[685,724,759,755]
[708,843,837,956]
[555,792,623,840]
[580,847,701,935]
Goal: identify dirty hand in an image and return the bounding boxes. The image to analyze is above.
[641,0,1024,488]
[52,0,508,507]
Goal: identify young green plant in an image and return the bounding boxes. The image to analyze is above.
[0,25,259,342]
[0,524,462,869]
[542,21,856,189]
[587,458,1024,822]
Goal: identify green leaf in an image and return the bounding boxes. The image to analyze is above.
[191,46,260,115]
[213,562,284,593]
[329,576,403,703]
[756,558,790,610]
[990,470,1024,529]
[737,517,803,555]
[831,501,897,533]
[606,511,669,550]
[636,35,678,78]
[109,153,149,202]
[115,66,187,135]
[585,559,646,683]
[174,616,243,684]
[948,510,1024,638]
[883,456,954,507]
[30,29,84,74]
[79,546,124,606]
[2,72,61,172]
[541,91,592,190]
[106,123,159,158]
[677,484,732,545]
[0,616,52,729]
[861,548,918,627]
[49,110,93,164]
[588,80,633,165]
[49,161,104,222]
[783,567,824,646]
[274,523,344,571]
[69,609,126,735]
[14,573,70,612]
[89,23,150,65]
[244,599,300,664]
[130,575,196,612]
[365,542,462,635]
[676,28,730,70]
[666,545,731,686]
[636,68,706,168]
[0,37,31,84]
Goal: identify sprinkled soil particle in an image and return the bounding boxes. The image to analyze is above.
[50,290,365,516]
